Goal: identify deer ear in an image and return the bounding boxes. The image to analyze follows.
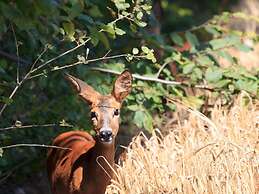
[65,74,100,104]
[112,70,132,102]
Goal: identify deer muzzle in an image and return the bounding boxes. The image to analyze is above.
[99,130,113,142]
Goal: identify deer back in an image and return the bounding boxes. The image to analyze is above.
[47,131,95,194]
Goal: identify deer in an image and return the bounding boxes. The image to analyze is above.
[46,70,132,194]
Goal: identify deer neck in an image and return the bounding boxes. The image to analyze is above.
[81,136,115,194]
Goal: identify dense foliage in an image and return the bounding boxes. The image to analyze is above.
[0,0,258,188]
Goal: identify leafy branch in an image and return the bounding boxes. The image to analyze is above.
[0,1,148,118]
[0,38,91,117]
[27,53,145,79]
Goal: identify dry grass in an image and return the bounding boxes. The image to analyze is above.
[106,95,259,194]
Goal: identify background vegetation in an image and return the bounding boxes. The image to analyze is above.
[0,0,258,193]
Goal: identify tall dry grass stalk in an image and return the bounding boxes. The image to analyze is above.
[106,95,259,194]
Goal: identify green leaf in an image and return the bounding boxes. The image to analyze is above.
[132,48,139,55]
[89,27,100,46]
[140,46,156,62]
[196,55,214,66]
[130,23,137,32]
[209,35,240,50]
[205,26,221,37]
[220,12,231,22]
[182,96,204,109]
[0,97,13,105]
[167,103,176,111]
[62,22,75,41]
[114,1,130,11]
[102,62,125,72]
[170,33,184,46]
[223,69,242,80]
[141,46,150,53]
[193,68,203,80]
[235,79,258,94]
[59,119,71,127]
[89,5,103,17]
[97,32,110,49]
[134,19,147,27]
[142,4,152,14]
[102,23,116,36]
[133,111,145,128]
[136,12,143,20]
[78,14,94,24]
[183,63,195,74]
[146,53,157,63]
[227,35,240,44]
[212,79,231,88]
[143,111,153,131]
[115,27,126,35]
[217,50,234,64]
[67,2,84,19]
[185,31,199,48]
[235,43,252,52]
[127,104,141,111]
[233,12,247,19]
[238,67,257,80]
[126,54,133,62]
[205,67,223,83]
[209,38,227,50]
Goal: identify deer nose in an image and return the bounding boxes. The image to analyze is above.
[99,130,113,142]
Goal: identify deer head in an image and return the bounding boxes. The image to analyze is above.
[65,70,132,143]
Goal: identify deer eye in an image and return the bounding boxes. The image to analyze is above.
[114,109,120,116]
[90,112,98,119]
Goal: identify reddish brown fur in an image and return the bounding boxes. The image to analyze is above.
[47,131,95,193]
[47,71,132,194]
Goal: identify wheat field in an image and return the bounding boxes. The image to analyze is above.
[106,95,259,194]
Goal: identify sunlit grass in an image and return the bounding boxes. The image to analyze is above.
[107,94,259,194]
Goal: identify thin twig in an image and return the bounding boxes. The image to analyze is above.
[30,45,49,72]
[103,50,112,58]
[11,24,20,84]
[87,53,133,63]
[28,61,82,79]
[156,61,170,78]
[0,123,73,132]
[90,67,213,90]
[0,144,72,150]
[30,38,91,73]
[28,53,143,79]
[90,67,181,85]
[0,83,20,117]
